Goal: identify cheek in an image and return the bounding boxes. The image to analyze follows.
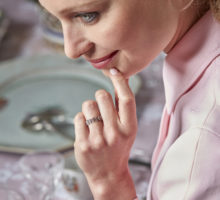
[89,16,132,50]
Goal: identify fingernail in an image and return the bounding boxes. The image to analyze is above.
[110,68,119,76]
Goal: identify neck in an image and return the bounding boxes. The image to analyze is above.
[164,1,209,53]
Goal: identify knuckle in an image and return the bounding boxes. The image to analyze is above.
[95,90,111,101]
[74,112,84,123]
[124,130,136,137]
[122,123,137,137]
[82,100,97,110]
[122,96,134,106]
[77,141,90,153]
[115,75,124,82]
[91,136,105,150]
[105,129,118,146]
[104,125,117,136]
[108,136,118,147]
[123,130,137,139]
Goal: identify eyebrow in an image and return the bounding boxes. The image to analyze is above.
[58,0,104,16]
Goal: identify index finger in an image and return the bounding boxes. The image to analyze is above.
[108,68,137,128]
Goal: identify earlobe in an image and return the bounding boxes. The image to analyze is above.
[170,0,194,11]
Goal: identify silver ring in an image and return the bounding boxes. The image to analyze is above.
[86,116,102,126]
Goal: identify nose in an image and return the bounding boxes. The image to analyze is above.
[62,23,93,59]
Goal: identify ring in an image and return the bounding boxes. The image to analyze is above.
[86,116,103,126]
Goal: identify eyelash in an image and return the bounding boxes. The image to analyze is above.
[75,12,99,24]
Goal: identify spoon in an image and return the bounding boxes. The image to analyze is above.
[21,107,74,140]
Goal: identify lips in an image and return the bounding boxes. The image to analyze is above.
[87,51,118,69]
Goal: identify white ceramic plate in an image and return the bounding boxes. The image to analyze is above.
[0,55,141,153]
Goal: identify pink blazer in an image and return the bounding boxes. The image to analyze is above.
[147,11,220,200]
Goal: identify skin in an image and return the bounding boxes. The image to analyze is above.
[39,0,206,199]
[39,0,187,78]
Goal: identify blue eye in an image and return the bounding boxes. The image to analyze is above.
[76,12,99,24]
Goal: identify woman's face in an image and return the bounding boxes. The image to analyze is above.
[39,0,179,78]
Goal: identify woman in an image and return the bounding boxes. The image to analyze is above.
[39,0,220,199]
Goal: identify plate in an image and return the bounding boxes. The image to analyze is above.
[0,55,141,153]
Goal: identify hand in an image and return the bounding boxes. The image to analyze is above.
[73,68,138,199]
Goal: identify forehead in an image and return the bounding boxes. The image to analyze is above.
[39,0,107,15]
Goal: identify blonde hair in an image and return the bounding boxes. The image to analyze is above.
[209,0,220,21]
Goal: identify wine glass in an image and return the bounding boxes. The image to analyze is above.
[18,150,65,200]
[0,186,25,200]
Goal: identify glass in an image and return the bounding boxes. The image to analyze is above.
[60,169,93,200]
[18,150,64,200]
[0,186,25,200]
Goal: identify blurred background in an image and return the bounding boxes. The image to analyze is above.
[0,0,165,199]
[0,0,64,60]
